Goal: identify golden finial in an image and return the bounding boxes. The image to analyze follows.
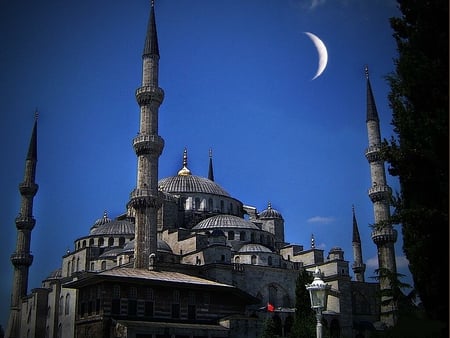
[311,234,315,249]
[364,65,369,79]
[267,201,272,210]
[178,148,192,176]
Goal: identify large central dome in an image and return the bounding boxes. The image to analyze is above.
[158,175,230,197]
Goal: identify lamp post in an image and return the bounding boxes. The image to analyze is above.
[306,267,331,338]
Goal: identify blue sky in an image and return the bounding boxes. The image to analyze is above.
[0,0,410,327]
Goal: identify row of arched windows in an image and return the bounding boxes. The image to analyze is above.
[76,236,126,250]
[58,293,71,316]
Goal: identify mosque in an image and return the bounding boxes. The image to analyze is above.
[6,2,397,338]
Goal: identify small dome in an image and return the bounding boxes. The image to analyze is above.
[46,268,62,280]
[91,211,112,230]
[99,247,124,259]
[193,215,259,230]
[121,239,173,254]
[90,219,135,236]
[259,202,283,219]
[238,243,272,253]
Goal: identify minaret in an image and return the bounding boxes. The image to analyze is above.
[351,205,366,282]
[128,0,164,270]
[364,67,397,326]
[6,117,39,338]
[208,149,215,181]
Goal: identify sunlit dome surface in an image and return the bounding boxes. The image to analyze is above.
[192,214,259,230]
[259,202,283,219]
[238,243,272,253]
[158,175,230,197]
[90,219,135,236]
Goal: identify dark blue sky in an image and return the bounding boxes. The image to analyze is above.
[0,0,410,327]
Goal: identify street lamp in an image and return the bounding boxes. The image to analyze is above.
[306,267,331,338]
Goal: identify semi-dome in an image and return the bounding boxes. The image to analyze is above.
[121,239,173,254]
[238,243,272,253]
[90,219,135,236]
[259,202,283,219]
[158,175,230,197]
[192,215,259,230]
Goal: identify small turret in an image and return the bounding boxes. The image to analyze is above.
[351,205,366,282]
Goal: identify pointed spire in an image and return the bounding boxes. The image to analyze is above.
[352,205,361,243]
[178,148,192,176]
[208,148,215,181]
[365,65,379,122]
[143,0,159,57]
[27,111,38,161]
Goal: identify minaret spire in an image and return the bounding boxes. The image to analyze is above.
[208,148,215,181]
[128,1,165,270]
[364,68,397,326]
[351,205,366,282]
[6,117,39,338]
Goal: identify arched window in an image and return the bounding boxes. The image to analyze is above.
[208,198,213,211]
[71,257,75,273]
[98,237,104,247]
[89,238,94,246]
[229,203,233,213]
[194,197,201,210]
[101,261,106,270]
[220,200,224,212]
[251,233,255,242]
[67,261,71,276]
[59,296,64,315]
[268,256,273,266]
[82,240,86,248]
[76,257,80,271]
[228,231,235,240]
[119,237,125,246]
[90,262,94,271]
[108,237,114,247]
[65,294,70,315]
[240,231,246,241]
[251,255,257,265]
[234,256,240,264]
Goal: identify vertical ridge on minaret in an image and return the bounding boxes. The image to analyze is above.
[208,148,215,181]
[364,68,397,326]
[351,205,366,282]
[6,118,39,338]
[129,1,165,270]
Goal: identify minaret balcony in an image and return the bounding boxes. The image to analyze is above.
[10,252,33,267]
[365,144,382,162]
[371,227,398,245]
[351,262,366,272]
[15,215,36,230]
[132,133,164,156]
[136,85,164,106]
[129,188,162,209]
[19,182,38,196]
[368,185,391,202]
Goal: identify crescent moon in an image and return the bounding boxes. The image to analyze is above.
[304,32,328,80]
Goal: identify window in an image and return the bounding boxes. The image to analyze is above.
[64,294,70,315]
[220,200,224,212]
[208,198,213,211]
[268,256,273,266]
[90,262,95,271]
[59,296,63,315]
[240,231,246,241]
[119,237,125,246]
[89,238,94,246]
[98,237,104,247]
[108,237,114,246]
[251,255,257,265]
[76,257,80,271]
[188,305,196,320]
[101,261,106,270]
[67,261,71,276]
[112,285,120,315]
[194,197,201,210]
[82,240,86,248]
[228,231,235,240]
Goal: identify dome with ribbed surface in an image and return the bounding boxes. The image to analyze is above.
[192,215,259,230]
[90,219,135,236]
[238,243,272,253]
[121,239,173,254]
[158,175,230,197]
[259,202,283,219]
[90,211,112,230]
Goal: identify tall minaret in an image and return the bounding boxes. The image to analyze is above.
[364,67,397,326]
[6,117,39,338]
[128,0,164,270]
[351,205,366,282]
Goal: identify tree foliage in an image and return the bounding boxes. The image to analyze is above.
[383,0,448,334]
[290,269,316,338]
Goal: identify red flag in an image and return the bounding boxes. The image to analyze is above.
[267,302,275,312]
